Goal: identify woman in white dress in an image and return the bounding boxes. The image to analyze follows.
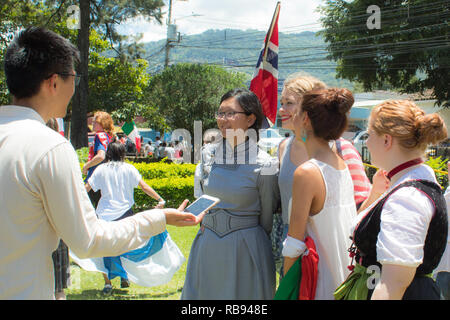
[281,88,357,300]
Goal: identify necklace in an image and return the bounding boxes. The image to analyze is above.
[386,158,424,180]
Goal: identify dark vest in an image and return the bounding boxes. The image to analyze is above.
[352,180,448,299]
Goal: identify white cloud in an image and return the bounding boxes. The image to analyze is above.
[118,0,324,43]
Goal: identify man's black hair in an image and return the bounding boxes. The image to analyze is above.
[4,26,80,99]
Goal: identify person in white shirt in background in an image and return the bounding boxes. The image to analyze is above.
[165,142,176,161]
[0,27,202,300]
[434,161,450,299]
[85,140,167,294]
[154,136,161,147]
[143,141,154,157]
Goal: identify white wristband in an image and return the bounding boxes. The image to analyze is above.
[282,235,307,258]
[158,198,166,205]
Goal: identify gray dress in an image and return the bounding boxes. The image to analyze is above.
[181,139,280,300]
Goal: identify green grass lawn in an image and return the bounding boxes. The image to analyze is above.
[66,224,200,300]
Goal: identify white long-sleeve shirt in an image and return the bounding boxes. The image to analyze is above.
[0,106,166,299]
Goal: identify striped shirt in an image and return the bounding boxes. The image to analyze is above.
[335,138,371,206]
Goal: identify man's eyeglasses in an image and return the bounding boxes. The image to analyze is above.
[215,111,248,119]
[57,73,81,86]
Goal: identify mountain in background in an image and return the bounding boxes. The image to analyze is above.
[140,29,355,90]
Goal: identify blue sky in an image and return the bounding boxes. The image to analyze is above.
[118,0,324,43]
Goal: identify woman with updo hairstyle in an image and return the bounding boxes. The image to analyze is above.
[335,100,448,300]
[276,88,357,300]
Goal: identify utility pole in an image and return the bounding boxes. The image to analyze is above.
[164,0,173,68]
[164,1,198,68]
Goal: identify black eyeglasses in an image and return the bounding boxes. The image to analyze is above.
[215,111,248,119]
[57,73,81,86]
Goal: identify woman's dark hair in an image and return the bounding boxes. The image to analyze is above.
[301,88,354,141]
[105,141,126,162]
[220,88,265,138]
[4,27,80,99]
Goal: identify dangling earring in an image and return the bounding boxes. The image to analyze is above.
[301,128,307,142]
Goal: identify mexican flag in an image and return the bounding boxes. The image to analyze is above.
[122,121,141,152]
[274,236,319,300]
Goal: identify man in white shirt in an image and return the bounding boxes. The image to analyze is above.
[0,27,202,299]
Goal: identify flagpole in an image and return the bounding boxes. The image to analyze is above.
[263,2,281,61]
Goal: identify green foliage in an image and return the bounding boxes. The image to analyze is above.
[129,162,196,180]
[319,0,450,107]
[88,55,150,114]
[130,161,196,210]
[133,177,194,211]
[145,63,247,133]
[76,147,89,164]
[425,156,448,189]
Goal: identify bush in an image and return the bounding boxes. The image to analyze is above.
[76,147,89,163]
[129,161,197,180]
[130,160,197,211]
[133,177,195,211]
[425,156,448,189]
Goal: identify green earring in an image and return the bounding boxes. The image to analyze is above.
[301,129,307,142]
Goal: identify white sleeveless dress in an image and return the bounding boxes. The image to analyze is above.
[305,159,357,299]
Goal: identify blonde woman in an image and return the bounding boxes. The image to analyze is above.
[275,74,326,275]
[335,100,448,300]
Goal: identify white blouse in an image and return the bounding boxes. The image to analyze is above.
[353,164,437,267]
[434,188,450,273]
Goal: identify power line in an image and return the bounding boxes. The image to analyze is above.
[178,1,450,47]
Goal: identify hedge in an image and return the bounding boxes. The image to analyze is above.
[133,176,195,211]
[128,161,196,180]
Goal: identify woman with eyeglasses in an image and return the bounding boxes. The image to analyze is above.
[335,100,448,300]
[181,88,280,300]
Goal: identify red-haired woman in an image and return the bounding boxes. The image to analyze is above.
[82,111,115,206]
[335,100,448,300]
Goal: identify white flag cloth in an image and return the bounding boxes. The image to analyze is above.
[70,231,185,287]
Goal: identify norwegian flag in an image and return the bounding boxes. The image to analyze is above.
[250,2,280,126]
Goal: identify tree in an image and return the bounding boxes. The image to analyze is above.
[0,1,165,147]
[319,0,450,107]
[145,63,248,134]
[0,0,67,105]
[68,0,165,149]
[88,49,150,113]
